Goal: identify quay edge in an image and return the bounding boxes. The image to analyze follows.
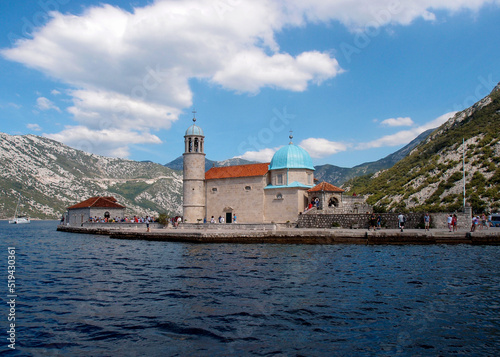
[56,225,500,245]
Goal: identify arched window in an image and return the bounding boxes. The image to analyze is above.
[328,197,339,207]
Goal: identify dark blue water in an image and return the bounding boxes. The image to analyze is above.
[1,221,500,356]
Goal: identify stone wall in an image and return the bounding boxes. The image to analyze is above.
[430,213,471,230]
[297,212,469,229]
[78,222,162,229]
[180,223,277,230]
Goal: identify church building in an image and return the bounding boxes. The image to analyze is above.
[182,114,357,224]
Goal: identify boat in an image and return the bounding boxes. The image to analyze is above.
[9,216,30,224]
[8,198,30,224]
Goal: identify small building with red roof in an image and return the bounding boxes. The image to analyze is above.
[65,196,126,226]
[307,181,372,214]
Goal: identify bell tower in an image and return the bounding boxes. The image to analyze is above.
[182,111,206,223]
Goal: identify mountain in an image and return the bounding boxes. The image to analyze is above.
[344,81,500,213]
[0,134,183,219]
[165,156,257,171]
[314,129,433,185]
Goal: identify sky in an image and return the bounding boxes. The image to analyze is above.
[1,0,499,168]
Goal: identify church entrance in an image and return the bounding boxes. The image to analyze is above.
[225,212,232,223]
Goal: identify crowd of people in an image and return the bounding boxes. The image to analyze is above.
[470,213,493,232]
[366,212,497,232]
[88,216,156,223]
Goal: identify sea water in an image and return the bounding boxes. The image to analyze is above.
[1,220,500,356]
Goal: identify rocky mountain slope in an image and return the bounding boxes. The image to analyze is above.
[345,82,500,214]
[314,129,433,185]
[0,134,182,219]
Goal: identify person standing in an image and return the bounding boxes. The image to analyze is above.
[452,214,458,232]
[470,215,478,232]
[447,215,453,232]
[398,213,405,232]
[369,213,377,231]
[424,213,430,231]
[481,213,488,230]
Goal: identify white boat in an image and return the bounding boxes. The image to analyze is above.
[8,198,30,224]
[9,216,30,224]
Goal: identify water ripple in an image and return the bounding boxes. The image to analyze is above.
[2,221,500,356]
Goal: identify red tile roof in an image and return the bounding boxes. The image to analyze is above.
[67,196,126,209]
[206,163,269,180]
[308,181,344,193]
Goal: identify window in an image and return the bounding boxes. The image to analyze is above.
[212,187,218,192]
[276,193,283,200]
[277,174,283,185]
[245,186,251,191]
[307,173,312,185]
[328,197,339,207]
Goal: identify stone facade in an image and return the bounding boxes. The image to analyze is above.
[264,186,310,223]
[66,207,125,226]
[183,153,206,222]
[206,175,266,223]
[182,121,206,223]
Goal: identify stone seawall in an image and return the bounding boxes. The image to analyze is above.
[297,212,471,230]
[56,225,500,245]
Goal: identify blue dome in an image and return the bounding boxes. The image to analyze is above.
[185,123,204,136]
[269,144,314,171]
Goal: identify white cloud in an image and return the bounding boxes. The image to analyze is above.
[1,1,343,156]
[2,0,497,157]
[380,117,414,127]
[357,111,457,150]
[67,89,180,130]
[213,50,342,93]
[299,138,349,158]
[0,102,21,109]
[36,97,61,112]
[51,89,61,95]
[421,111,458,130]
[235,147,280,162]
[27,123,42,131]
[285,0,497,30]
